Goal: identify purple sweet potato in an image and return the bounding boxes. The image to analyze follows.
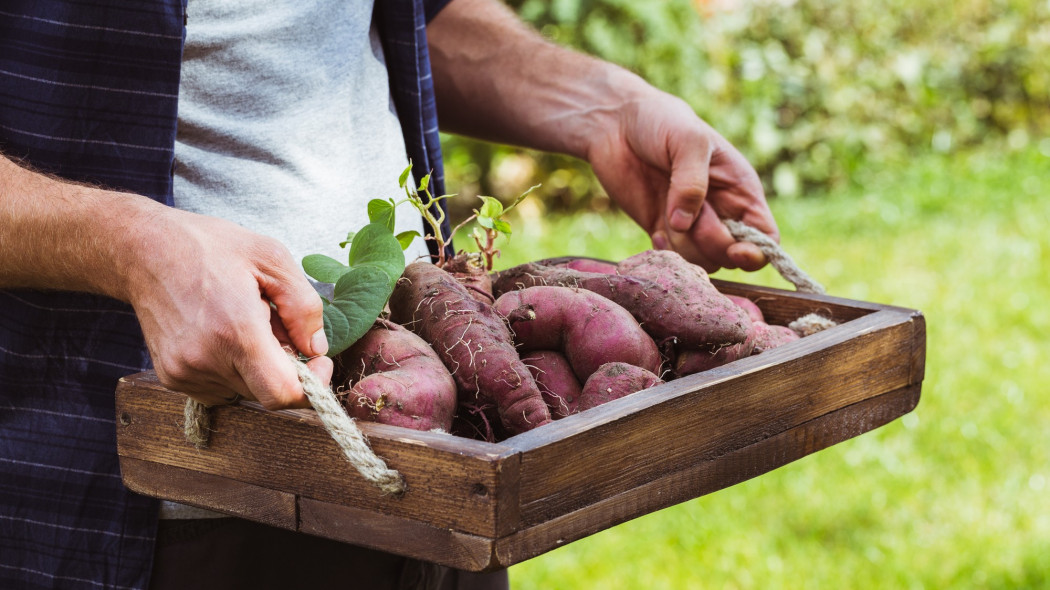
[577,362,664,412]
[751,321,801,354]
[522,350,581,419]
[493,286,663,381]
[389,261,551,436]
[443,252,494,304]
[533,257,618,275]
[673,332,756,376]
[493,251,751,353]
[727,294,764,324]
[335,319,457,431]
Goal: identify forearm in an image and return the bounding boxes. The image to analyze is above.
[0,154,159,300]
[427,0,652,160]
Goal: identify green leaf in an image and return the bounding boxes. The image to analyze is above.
[492,218,513,235]
[367,199,396,232]
[477,215,494,230]
[398,164,412,188]
[347,222,406,289]
[323,266,392,356]
[395,230,421,250]
[417,173,430,192]
[339,231,356,249]
[302,254,350,284]
[478,196,504,219]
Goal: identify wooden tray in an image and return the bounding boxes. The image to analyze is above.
[115,279,925,572]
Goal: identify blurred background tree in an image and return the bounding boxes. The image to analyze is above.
[441,0,1050,217]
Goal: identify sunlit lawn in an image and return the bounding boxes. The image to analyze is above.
[484,144,1050,589]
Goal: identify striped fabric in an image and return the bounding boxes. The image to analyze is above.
[0,1,452,588]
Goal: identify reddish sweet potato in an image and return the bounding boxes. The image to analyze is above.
[335,320,457,431]
[389,261,551,436]
[751,321,801,354]
[493,251,751,353]
[493,286,663,381]
[673,333,756,376]
[443,252,494,304]
[534,257,619,275]
[578,362,664,412]
[673,294,764,376]
[727,294,764,324]
[522,350,581,419]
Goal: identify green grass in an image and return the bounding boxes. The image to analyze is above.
[480,144,1050,589]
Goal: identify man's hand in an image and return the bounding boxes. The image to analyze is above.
[0,154,331,409]
[584,89,778,272]
[125,208,333,409]
[428,0,778,272]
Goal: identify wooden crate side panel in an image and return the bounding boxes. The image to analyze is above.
[494,384,921,568]
[298,498,498,572]
[115,383,514,537]
[120,457,297,530]
[711,279,887,326]
[512,311,919,526]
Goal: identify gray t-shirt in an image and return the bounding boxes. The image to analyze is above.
[173,0,429,266]
[165,0,429,520]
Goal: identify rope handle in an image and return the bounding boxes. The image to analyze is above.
[183,355,405,496]
[723,218,838,335]
[722,218,826,295]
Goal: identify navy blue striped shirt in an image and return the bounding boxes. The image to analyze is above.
[0,1,451,587]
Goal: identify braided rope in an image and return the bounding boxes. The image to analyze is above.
[182,356,405,496]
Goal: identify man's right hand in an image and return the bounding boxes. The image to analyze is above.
[0,154,332,409]
[125,207,332,409]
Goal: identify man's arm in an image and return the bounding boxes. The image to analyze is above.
[427,0,778,272]
[0,154,331,408]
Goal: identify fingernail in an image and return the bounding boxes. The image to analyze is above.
[652,231,669,250]
[311,329,329,356]
[670,208,696,232]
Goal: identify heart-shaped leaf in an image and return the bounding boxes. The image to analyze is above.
[347,222,405,289]
[302,254,350,284]
[478,196,503,219]
[395,230,421,250]
[323,266,392,356]
[367,199,396,232]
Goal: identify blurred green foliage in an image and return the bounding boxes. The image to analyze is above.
[441,0,1050,213]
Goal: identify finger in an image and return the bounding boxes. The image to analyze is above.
[269,305,293,345]
[253,240,328,358]
[689,204,739,270]
[184,387,245,408]
[234,320,311,410]
[651,224,719,273]
[306,355,334,389]
[664,136,714,233]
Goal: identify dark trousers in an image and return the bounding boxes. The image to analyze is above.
[149,518,509,590]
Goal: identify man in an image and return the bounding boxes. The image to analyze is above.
[0,0,777,588]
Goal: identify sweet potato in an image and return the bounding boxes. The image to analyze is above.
[751,321,801,354]
[534,257,619,275]
[577,362,664,412]
[442,252,494,304]
[673,334,756,376]
[388,261,551,436]
[726,294,764,324]
[493,286,663,381]
[335,319,457,431]
[522,350,581,419]
[493,251,751,353]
